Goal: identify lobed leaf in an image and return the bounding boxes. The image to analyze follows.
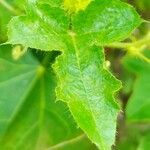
[7,3,68,51]
[7,0,142,50]
[73,0,142,44]
[6,0,142,149]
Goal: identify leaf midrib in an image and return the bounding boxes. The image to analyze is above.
[69,32,105,149]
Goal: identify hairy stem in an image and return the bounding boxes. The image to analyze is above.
[105,32,150,49]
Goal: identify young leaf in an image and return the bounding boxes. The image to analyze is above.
[7,0,142,50]
[73,0,142,44]
[53,37,121,150]
[7,3,69,51]
[0,45,96,150]
[123,50,150,122]
[6,0,142,149]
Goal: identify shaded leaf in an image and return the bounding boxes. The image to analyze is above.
[8,3,68,51]
[123,50,150,122]
[7,0,142,50]
[0,45,96,150]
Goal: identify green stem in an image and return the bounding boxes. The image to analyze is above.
[105,32,150,49]
[105,32,150,63]
[137,52,150,63]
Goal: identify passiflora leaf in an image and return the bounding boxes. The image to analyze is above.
[7,3,69,51]
[7,0,142,50]
[53,36,121,149]
[0,45,96,150]
[73,0,142,44]
[123,50,150,122]
[6,0,142,149]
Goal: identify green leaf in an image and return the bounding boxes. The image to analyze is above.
[7,2,68,51]
[73,0,142,44]
[6,0,142,149]
[53,36,121,150]
[123,50,150,122]
[0,45,96,150]
[7,0,142,50]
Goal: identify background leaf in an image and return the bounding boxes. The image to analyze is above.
[0,45,97,150]
[123,50,150,122]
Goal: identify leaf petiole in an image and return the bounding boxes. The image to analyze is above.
[105,32,150,63]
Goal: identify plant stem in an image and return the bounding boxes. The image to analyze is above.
[105,32,150,63]
[105,32,150,49]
